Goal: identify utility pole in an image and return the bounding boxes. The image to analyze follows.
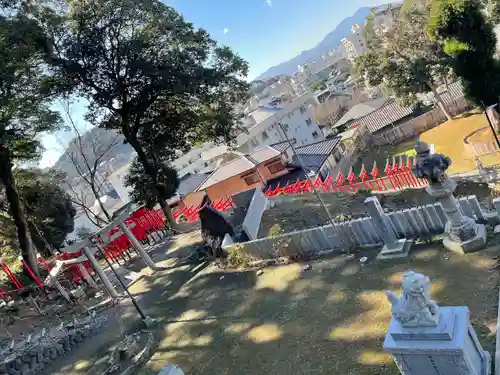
[277,122,342,249]
[482,102,500,150]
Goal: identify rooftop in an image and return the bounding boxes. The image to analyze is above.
[291,137,341,172]
[197,146,282,191]
[333,98,388,128]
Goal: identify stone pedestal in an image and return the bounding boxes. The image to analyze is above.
[426,178,486,254]
[384,306,490,375]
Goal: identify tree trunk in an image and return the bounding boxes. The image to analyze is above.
[429,83,453,121]
[0,154,40,278]
[126,136,179,230]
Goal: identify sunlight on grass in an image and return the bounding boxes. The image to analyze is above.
[246,323,283,343]
[392,148,416,158]
[419,113,500,174]
[329,291,391,341]
[254,264,301,292]
[74,360,91,370]
[225,322,251,335]
[359,350,392,365]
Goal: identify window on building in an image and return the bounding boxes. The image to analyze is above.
[242,172,259,185]
[266,160,286,174]
[250,138,259,147]
[262,131,269,141]
[305,118,313,126]
[282,124,289,132]
[299,105,306,114]
[312,131,319,139]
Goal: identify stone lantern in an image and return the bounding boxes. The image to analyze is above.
[412,140,486,253]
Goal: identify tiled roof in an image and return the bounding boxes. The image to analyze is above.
[177,173,211,197]
[358,99,414,133]
[439,81,465,105]
[333,98,388,128]
[247,146,281,164]
[359,82,466,133]
[292,137,341,172]
[270,140,291,153]
[197,147,282,191]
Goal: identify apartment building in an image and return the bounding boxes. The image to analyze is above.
[341,24,367,62]
[235,94,324,155]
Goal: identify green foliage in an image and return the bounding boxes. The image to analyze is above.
[0,169,76,256]
[429,0,500,105]
[125,156,179,209]
[226,244,252,268]
[0,4,64,276]
[311,80,327,92]
[45,0,249,220]
[356,1,453,113]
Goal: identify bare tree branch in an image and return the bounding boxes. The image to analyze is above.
[56,98,122,223]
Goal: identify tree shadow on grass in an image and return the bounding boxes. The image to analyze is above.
[138,245,499,375]
[44,243,500,375]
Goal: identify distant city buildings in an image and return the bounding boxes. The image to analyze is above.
[340,24,367,62]
[235,94,324,154]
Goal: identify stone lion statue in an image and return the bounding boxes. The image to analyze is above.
[386,271,440,327]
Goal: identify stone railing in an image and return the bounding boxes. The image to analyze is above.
[223,194,494,261]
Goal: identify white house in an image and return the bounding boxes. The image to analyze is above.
[235,94,324,154]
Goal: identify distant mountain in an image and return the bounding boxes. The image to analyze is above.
[53,127,134,180]
[255,7,373,80]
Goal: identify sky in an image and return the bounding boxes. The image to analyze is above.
[39,0,388,168]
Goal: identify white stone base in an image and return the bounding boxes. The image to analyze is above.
[443,223,487,254]
[376,239,412,260]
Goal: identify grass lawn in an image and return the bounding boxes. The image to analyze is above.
[139,246,499,375]
[354,111,500,176]
[419,112,500,175]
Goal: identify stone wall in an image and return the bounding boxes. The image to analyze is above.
[0,314,106,375]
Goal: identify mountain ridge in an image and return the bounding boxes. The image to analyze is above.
[255,6,373,80]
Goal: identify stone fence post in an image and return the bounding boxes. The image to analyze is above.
[385,271,490,375]
[364,196,411,260]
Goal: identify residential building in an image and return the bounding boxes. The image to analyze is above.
[178,146,290,207]
[341,24,367,62]
[269,137,343,182]
[235,95,324,155]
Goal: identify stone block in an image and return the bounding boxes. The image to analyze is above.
[384,307,490,375]
[443,223,487,254]
[376,239,413,260]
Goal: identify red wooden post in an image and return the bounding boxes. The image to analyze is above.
[371,161,386,191]
[336,172,346,192]
[347,167,360,191]
[359,166,373,190]
[322,173,333,192]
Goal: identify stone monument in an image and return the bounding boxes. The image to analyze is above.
[413,140,486,253]
[384,271,490,375]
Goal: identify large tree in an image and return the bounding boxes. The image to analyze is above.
[0,7,63,276]
[43,0,249,227]
[356,2,454,119]
[0,169,76,256]
[428,0,500,106]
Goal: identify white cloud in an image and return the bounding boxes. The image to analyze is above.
[223,28,229,34]
[266,0,272,7]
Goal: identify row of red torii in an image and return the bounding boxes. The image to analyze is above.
[171,156,429,223]
[0,157,426,299]
[0,207,168,300]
